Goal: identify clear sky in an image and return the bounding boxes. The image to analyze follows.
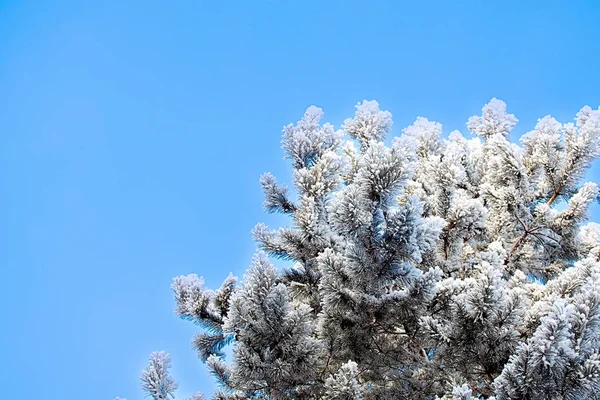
[1,1,599,399]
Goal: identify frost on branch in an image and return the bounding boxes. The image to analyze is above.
[435,384,474,400]
[421,262,528,396]
[281,105,342,170]
[260,173,296,214]
[323,361,364,400]
[467,98,518,138]
[578,222,600,259]
[124,99,600,400]
[140,351,179,400]
[342,100,392,147]
[171,273,236,363]
[222,252,322,398]
[495,276,600,399]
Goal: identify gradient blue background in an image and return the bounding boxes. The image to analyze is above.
[1,1,599,398]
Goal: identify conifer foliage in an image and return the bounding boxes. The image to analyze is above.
[123,99,600,399]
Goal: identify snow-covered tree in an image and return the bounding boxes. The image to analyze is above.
[124,99,600,399]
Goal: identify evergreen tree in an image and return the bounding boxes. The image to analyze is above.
[123,99,600,399]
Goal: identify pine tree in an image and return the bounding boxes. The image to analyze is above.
[123,99,600,399]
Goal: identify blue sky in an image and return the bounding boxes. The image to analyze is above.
[1,1,599,399]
